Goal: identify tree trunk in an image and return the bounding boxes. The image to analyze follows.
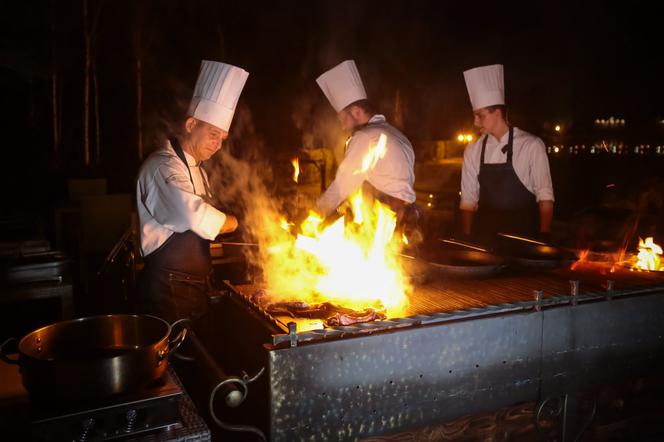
[83,0,91,166]
[50,0,59,154]
[93,59,101,163]
[136,43,143,161]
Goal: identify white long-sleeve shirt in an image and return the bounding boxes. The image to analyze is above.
[136,140,227,256]
[460,127,554,211]
[317,114,416,216]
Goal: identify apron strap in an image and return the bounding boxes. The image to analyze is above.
[169,137,196,191]
[479,127,515,168]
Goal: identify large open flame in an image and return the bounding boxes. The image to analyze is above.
[632,237,663,271]
[258,133,410,319]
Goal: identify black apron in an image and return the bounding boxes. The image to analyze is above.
[475,127,539,237]
[138,138,213,324]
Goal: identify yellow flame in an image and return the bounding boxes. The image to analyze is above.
[632,237,664,271]
[262,192,409,318]
[279,217,294,232]
[356,133,387,174]
[291,157,300,182]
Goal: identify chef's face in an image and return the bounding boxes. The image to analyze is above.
[186,118,228,161]
[337,108,358,131]
[473,107,501,134]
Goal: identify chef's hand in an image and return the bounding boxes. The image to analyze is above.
[220,215,239,235]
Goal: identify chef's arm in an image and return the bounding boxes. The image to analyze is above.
[316,134,370,217]
[461,209,475,235]
[538,200,553,233]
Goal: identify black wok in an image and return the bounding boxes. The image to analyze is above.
[422,246,508,278]
[495,233,578,269]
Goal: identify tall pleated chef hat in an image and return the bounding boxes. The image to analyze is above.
[316,60,367,113]
[187,60,249,131]
[463,64,504,111]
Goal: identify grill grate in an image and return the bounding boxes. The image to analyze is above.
[228,262,664,343]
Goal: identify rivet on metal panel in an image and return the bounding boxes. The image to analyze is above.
[288,322,297,348]
[569,280,580,305]
[605,280,615,299]
[534,290,543,311]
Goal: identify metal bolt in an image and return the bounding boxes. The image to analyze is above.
[288,322,298,348]
[569,280,579,305]
[533,290,543,312]
[606,280,615,299]
[125,409,138,433]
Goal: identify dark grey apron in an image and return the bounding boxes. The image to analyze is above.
[475,127,539,237]
[138,138,213,323]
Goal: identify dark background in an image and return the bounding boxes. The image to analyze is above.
[1,0,663,214]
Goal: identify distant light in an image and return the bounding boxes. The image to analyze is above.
[554,125,561,132]
[428,194,434,199]
[457,134,465,142]
[465,134,474,142]
[554,147,560,153]
[427,202,432,208]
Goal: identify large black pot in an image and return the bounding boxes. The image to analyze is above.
[0,314,186,401]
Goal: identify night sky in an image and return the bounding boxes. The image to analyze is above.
[1,0,662,206]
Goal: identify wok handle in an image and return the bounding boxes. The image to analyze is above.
[157,323,188,364]
[0,338,19,365]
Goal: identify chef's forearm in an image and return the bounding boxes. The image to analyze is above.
[538,200,554,233]
[461,209,475,235]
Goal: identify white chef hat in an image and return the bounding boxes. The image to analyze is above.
[316,60,367,112]
[187,60,249,131]
[463,64,505,111]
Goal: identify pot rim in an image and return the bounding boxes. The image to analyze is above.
[18,314,171,362]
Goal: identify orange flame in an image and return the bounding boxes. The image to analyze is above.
[291,157,300,183]
[570,249,589,271]
[632,237,664,271]
[261,134,409,318]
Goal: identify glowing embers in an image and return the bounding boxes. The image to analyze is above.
[631,237,664,272]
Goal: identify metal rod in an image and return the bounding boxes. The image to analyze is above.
[220,241,259,247]
[438,238,488,253]
[497,232,547,246]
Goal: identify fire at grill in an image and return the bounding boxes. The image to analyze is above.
[248,133,410,328]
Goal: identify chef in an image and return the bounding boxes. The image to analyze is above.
[136,60,248,324]
[315,60,419,239]
[459,64,554,240]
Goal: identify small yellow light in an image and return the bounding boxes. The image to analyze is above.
[465,134,473,142]
[554,125,561,132]
[554,147,560,153]
[427,202,432,208]
[457,134,465,142]
[428,194,433,199]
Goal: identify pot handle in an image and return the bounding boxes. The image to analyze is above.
[157,320,189,363]
[0,338,19,365]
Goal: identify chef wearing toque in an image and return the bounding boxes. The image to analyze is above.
[315,60,420,240]
[136,60,248,325]
[459,64,554,240]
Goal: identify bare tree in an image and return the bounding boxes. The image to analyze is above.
[50,0,60,154]
[82,0,104,166]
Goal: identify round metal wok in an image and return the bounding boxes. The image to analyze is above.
[495,235,578,269]
[422,248,508,278]
[0,314,187,402]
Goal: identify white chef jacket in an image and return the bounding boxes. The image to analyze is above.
[317,114,416,216]
[136,140,227,256]
[460,127,554,211]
